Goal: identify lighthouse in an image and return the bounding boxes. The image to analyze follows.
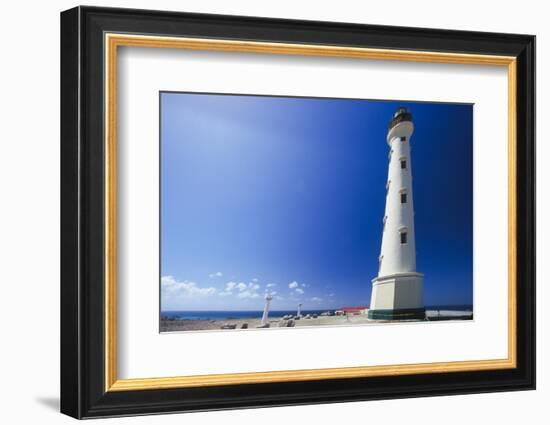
[368,107,425,320]
[260,292,273,327]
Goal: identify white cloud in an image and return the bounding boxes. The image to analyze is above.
[216,281,263,300]
[251,278,259,282]
[328,293,335,297]
[208,271,223,278]
[287,281,305,296]
[237,290,260,299]
[242,283,261,298]
[225,281,237,291]
[161,276,216,297]
[311,297,323,302]
[266,283,277,288]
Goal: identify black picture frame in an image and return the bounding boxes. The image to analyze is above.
[61,5,535,419]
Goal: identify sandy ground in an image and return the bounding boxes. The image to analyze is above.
[160,314,375,332]
[160,312,472,332]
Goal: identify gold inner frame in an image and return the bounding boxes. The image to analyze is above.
[104,33,517,392]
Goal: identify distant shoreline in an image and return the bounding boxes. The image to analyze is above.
[161,306,473,322]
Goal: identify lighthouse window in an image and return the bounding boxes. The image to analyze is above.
[400,159,407,169]
[400,193,407,204]
[400,232,408,244]
[400,136,407,142]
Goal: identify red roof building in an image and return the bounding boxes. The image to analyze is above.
[337,306,369,315]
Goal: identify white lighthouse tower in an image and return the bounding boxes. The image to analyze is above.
[368,108,425,320]
[260,292,273,327]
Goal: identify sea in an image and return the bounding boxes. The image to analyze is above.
[161,310,327,321]
[161,305,473,321]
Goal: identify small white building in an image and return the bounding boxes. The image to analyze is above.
[368,108,425,321]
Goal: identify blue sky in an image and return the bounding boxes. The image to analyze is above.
[160,92,473,311]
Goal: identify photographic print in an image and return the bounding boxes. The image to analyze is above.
[160,92,473,332]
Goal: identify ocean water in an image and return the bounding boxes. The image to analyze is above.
[161,305,473,321]
[161,310,329,321]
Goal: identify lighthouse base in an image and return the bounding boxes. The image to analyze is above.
[368,272,425,321]
[368,307,425,320]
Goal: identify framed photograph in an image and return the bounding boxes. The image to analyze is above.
[60,6,535,419]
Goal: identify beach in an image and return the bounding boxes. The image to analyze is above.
[160,310,472,332]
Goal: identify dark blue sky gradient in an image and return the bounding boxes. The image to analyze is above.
[161,92,473,310]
